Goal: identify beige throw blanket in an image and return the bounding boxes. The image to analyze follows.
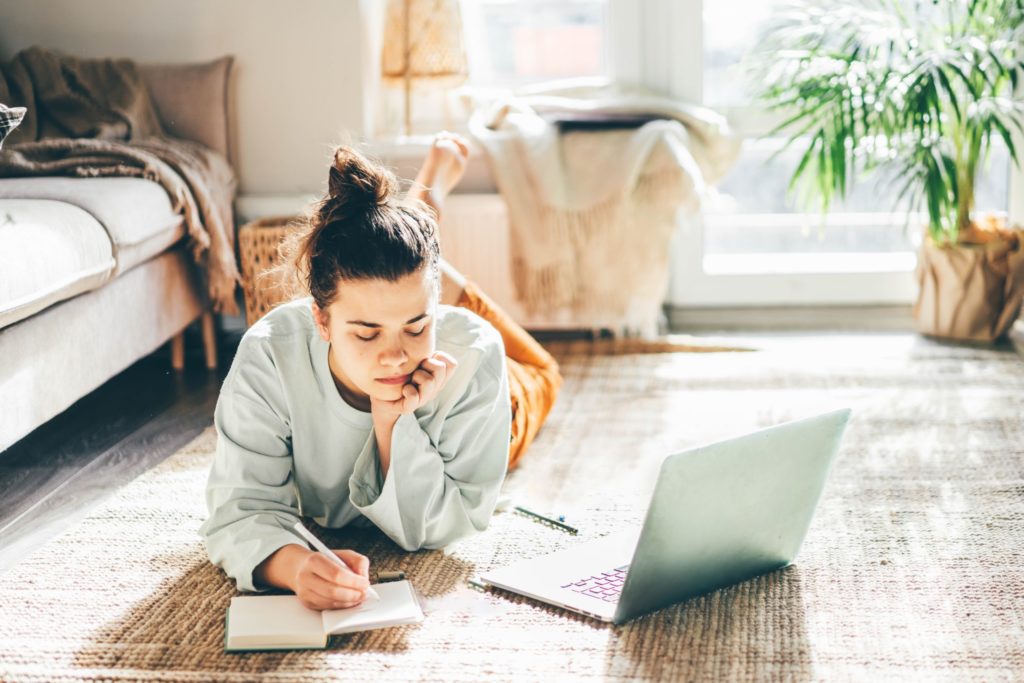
[0,46,240,314]
[468,81,741,335]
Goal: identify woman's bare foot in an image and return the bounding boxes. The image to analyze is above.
[406,132,471,305]
[408,131,470,221]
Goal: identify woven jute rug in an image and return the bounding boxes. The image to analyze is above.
[1,335,1022,682]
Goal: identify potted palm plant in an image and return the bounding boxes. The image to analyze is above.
[754,0,1024,342]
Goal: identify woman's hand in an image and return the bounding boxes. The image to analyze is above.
[371,350,459,418]
[292,548,371,611]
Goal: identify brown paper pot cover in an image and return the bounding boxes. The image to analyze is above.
[913,237,1024,343]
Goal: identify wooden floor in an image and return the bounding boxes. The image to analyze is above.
[0,325,241,576]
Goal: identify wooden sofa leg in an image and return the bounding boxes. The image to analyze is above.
[201,311,218,370]
[171,332,185,371]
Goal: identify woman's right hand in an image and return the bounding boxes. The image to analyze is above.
[292,548,371,611]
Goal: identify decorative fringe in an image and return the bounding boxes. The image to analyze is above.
[509,164,690,336]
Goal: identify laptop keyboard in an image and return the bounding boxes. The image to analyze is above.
[561,565,630,603]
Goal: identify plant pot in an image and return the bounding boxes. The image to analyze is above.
[913,229,1024,343]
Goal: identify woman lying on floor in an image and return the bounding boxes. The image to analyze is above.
[200,134,562,610]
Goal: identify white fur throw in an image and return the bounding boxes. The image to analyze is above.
[468,82,740,336]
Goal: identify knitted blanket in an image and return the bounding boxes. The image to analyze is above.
[0,46,240,314]
[468,82,741,335]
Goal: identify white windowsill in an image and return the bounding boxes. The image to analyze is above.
[703,251,917,276]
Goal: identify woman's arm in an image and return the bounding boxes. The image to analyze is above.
[372,412,399,478]
[254,543,310,589]
[255,543,372,610]
[201,339,374,607]
[349,347,512,551]
[200,382,306,591]
[200,339,312,592]
[371,351,458,477]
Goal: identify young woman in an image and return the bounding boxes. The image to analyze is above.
[200,134,562,611]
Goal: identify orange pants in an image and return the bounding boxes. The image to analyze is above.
[455,281,563,470]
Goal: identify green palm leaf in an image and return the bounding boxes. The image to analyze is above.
[752,0,1024,243]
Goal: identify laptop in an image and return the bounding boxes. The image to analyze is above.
[479,408,851,624]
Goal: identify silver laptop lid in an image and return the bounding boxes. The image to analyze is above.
[614,408,851,624]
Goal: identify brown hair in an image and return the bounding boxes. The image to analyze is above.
[273,146,440,310]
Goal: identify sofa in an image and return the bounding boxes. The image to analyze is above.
[0,56,236,452]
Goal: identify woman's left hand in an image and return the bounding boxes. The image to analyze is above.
[371,351,459,417]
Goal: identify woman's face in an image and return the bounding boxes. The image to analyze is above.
[313,267,438,412]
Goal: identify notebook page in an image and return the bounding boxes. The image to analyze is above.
[321,580,424,635]
[226,595,327,650]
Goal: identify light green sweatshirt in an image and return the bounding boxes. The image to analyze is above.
[199,297,511,592]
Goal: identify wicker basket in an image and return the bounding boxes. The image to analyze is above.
[237,215,304,327]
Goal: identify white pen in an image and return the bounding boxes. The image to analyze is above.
[292,521,380,601]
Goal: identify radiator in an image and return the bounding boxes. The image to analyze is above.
[441,193,663,334]
[440,194,537,327]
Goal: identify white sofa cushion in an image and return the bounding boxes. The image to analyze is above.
[0,177,185,275]
[0,199,115,329]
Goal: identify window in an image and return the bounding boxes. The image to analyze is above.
[461,0,609,88]
[373,0,609,138]
[703,0,784,109]
[367,0,1023,307]
[702,137,1011,273]
[696,0,1012,284]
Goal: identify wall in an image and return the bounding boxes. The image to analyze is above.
[0,0,371,196]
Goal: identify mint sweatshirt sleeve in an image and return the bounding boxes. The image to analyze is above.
[348,355,511,551]
[199,341,304,592]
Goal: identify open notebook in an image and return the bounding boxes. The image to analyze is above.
[224,580,424,651]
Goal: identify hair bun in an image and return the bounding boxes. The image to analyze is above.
[324,146,396,221]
